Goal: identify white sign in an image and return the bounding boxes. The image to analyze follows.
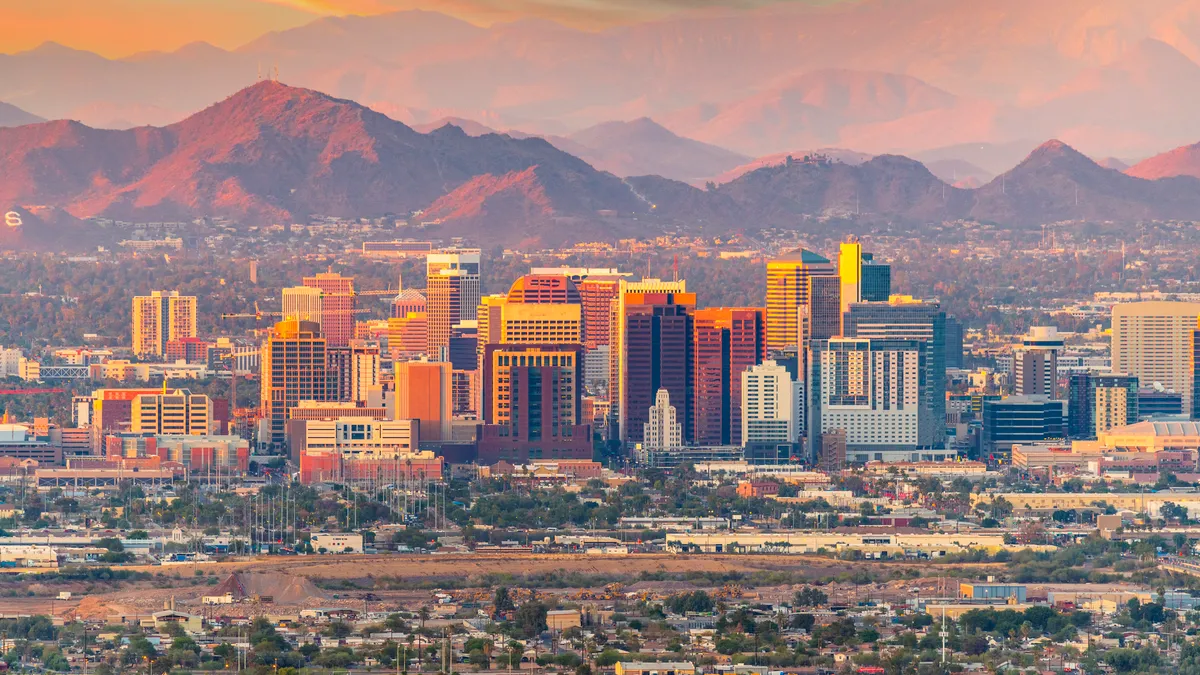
[3,212,20,228]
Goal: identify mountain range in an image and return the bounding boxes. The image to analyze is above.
[10,1,1200,159]
[5,82,1200,249]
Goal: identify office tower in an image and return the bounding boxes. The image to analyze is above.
[449,322,479,372]
[132,291,197,358]
[391,288,427,319]
[609,278,689,438]
[945,316,965,369]
[1067,373,1139,439]
[1112,301,1200,415]
[843,297,947,448]
[766,249,837,353]
[1014,326,1063,397]
[838,240,864,318]
[643,388,682,451]
[478,343,591,463]
[451,370,479,416]
[741,360,803,445]
[303,272,355,348]
[506,274,581,304]
[692,307,766,446]
[387,312,428,361]
[618,289,695,444]
[1192,318,1200,420]
[981,396,1065,455]
[818,429,847,474]
[327,341,381,404]
[260,320,330,452]
[395,360,452,442]
[427,249,482,356]
[579,277,622,351]
[476,294,508,370]
[803,275,842,346]
[130,390,213,436]
[282,286,323,324]
[1139,387,1183,418]
[819,338,935,452]
[860,259,891,302]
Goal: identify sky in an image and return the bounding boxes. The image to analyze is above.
[0,0,801,58]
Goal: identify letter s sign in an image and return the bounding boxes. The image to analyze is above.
[3,212,21,228]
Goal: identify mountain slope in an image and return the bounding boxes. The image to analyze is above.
[554,118,749,182]
[1126,141,1200,179]
[0,81,648,241]
[970,140,1200,224]
[0,102,44,127]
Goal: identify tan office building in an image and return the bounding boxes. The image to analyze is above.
[1111,301,1200,414]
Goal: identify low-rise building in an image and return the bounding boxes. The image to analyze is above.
[311,532,364,554]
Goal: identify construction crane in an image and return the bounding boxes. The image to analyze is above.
[220,301,370,321]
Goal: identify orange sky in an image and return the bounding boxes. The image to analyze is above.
[0,0,796,58]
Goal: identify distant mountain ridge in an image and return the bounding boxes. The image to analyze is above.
[0,102,44,127]
[0,82,650,246]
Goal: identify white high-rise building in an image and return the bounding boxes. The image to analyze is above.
[741,360,803,445]
[282,286,324,326]
[1111,301,1200,414]
[643,388,681,451]
[819,338,926,452]
[1014,326,1064,397]
[132,291,196,358]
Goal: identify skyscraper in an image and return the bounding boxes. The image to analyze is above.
[395,360,452,442]
[426,249,482,357]
[692,307,766,446]
[618,290,695,444]
[838,239,893,318]
[944,316,965,369]
[261,320,331,452]
[741,360,803,445]
[609,278,688,438]
[282,286,323,324]
[478,343,591,463]
[303,272,355,348]
[387,312,428,361]
[132,291,197,358]
[579,277,622,351]
[131,389,213,436]
[327,340,381,405]
[1112,301,1200,415]
[1067,373,1138,439]
[766,249,837,353]
[1014,327,1064,397]
[506,274,581,304]
[842,297,948,449]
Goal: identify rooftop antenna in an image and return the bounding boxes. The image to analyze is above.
[257,63,262,82]
[673,254,679,283]
[273,64,279,82]
[647,256,651,279]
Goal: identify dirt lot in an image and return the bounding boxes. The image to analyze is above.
[0,553,1004,621]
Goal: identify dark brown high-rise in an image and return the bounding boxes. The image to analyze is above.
[620,292,696,444]
[692,308,766,446]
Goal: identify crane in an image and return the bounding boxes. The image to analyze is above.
[220,301,370,321]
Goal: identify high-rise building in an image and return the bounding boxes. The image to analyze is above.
[282,286,323,324]
[741,360,803,445]
[766,249,837,353]
[260,320,331,452]
[944,316,965,369]
[132,291,196,358]
[449,322,479,372]
[476,294,508,370]
[1014,327,1064,397]
[427,249,482,357]
[395,360,452,442]
[1112,301,1200,415]
[842,297,947,448]
[579,277,622,351]
[131,389,213,436]
[617,289,695,444]
[303,272,356,348]
[391,288,427,319]
[609,278,689,438]
[501,304,582,344]
[692,307,766,446]
[818,338,937,453]
[478,343,591,463]
[1067,373,1139,439]
[327,341,381,404]
[643,388,682,451]
[387,312,428,361]
[506,274,581,304]
[838,240,891,318]
[803,275,842,346]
